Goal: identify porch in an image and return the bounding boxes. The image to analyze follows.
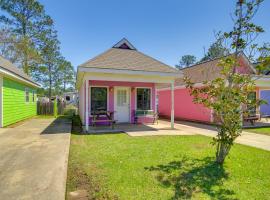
[243,117,270,128]
[83,120,196,136]
[81,79,176,132]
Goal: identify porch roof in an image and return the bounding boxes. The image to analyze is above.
[253,75,270,88]
[76,38,182,88]
[174,53,255,86]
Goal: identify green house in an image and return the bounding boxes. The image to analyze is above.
[0,56,40,127]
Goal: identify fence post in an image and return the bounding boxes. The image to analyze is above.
[54,100,57,118]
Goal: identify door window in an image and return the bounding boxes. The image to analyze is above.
[117,89,127,106]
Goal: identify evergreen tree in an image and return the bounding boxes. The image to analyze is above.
[176,55,196,69]
[201,36,230,62]
[0,0,53,75]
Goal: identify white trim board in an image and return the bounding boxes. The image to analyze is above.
[77,74,176,90]
[0,68,40,88]
[113,38,136,50]
[157,83,204,91]
[0,75,2,127]
[78,67,181,77]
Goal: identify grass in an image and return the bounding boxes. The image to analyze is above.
[66,117,270,200]
[244,127,270,136]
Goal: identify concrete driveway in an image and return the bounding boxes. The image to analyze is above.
[0,117,71,200]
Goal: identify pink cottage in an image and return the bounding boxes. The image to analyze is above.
[76,38,181,132]
[158,53,270,123]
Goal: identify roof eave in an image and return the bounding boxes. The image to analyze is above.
[78,66,182,77]
[0,67,40,88]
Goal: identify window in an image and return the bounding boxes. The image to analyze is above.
[32,91,35,102]
[25,89,29,102]
[117,89,127,106]
[91,87,107,113]
[136,88,151,110]
[66,96,70,101]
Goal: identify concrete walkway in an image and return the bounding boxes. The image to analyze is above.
[0,117,71,200]
[166,120,270,151]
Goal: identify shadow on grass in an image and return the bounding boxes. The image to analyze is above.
[41,115,72,135]
[145,157,237,200]
[72,131,124,136]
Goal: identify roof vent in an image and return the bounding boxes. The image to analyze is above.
[112,38,136,50]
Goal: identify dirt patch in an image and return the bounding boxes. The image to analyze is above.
[67,115,119,199]
[67,166,119,200]
[71,137,87,146]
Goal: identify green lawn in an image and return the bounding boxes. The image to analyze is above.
[66,130,270,200]
[244,127,270,136]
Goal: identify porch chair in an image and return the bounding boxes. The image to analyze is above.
[134,110,159,125]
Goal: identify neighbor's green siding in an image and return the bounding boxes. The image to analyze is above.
[3,77,37,126]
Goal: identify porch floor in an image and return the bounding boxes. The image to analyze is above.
[83,117,270,136]
[84,121,197,136]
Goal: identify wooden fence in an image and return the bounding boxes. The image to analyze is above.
[37,101,66,115]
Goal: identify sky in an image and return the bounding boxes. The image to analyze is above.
[39,0,270,69]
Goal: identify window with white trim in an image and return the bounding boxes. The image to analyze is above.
[25,88,29,102]
[136,88,151,110]
[32,91,35,102]
[91,87,107,112]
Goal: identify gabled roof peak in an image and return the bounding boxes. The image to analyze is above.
[112,38,136,50]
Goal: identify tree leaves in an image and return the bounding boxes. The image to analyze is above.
[184,0,266,165]
[0,0,75,97]
[176,55,196,69]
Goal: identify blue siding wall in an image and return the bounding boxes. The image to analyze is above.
[260,90,270,116]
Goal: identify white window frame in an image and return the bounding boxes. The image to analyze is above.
[32,91,35,102]
[89,86,109,116]
[135,87,152,110]
[25,88,30,103]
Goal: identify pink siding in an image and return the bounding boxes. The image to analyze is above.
[158,55,254,124]
[88,80,156,124]
[236,55,254,74]
[84,81,86,123]
[158,88,212,123]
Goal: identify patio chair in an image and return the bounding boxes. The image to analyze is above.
[134,110,158,125]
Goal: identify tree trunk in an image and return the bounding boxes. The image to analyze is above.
[216,141,231,165]
[63,81,66,92]
[49,64,52,98]
[21,18,29,75]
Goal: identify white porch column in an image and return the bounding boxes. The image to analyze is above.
[85,80,89,132]
[171,81,174,129]
[154,84,158,112]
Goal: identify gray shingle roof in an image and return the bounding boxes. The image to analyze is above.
[175,54,255,86]
[0,56,39,86]
[79,46,178,73]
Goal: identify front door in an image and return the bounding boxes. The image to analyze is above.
[114,87,130,123]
